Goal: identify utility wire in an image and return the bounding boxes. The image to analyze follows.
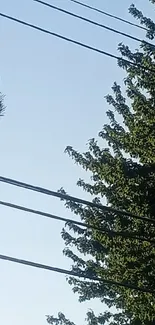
[0,253,153,293]
[0,176,155,225]
[1,200,154,244]
[0,12,155,73]
[34,0,154,48]
[70,0,148,32]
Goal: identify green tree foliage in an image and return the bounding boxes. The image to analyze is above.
[129,3,155,39]
[47,313,76,325]
[48,2,155,325]
[0,93,5,116]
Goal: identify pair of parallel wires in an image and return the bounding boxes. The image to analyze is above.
[0,176,155,294]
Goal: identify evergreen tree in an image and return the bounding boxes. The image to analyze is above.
[48,2,155,325]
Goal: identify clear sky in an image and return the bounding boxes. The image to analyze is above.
[0,0,153,324]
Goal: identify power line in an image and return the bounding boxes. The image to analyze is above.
[0,12,155,73]
[0,253,153,293]
[70,0,148,32]
[34,0,154,48]
[0,176,155,225]
[1,200,154,244]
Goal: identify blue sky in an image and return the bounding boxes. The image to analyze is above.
[0,0,153,324]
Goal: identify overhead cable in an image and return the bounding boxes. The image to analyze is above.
[70,0,148,32]
[34,0,154,48]
[0,253,153,293]
[0,13,154,73]
[0,176,155,225]
[0,200,154,244]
